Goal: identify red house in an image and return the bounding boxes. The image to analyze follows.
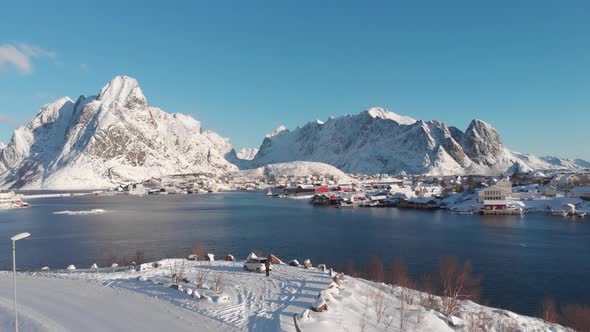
[315,185,330,194]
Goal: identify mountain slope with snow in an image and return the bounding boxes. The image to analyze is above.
[250,107,580,175]
[0,76,237,189]
[236,148,259,160]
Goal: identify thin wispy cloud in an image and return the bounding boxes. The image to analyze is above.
[0,43,56,74]
[0,115,14,123]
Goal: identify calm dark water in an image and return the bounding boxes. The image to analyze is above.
[1,192,589,316]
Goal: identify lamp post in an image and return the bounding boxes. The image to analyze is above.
[10,232,30,332]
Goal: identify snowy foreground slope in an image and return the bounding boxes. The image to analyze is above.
[0,260,570,332]
[0,76,237,190]
[249,107,586,175]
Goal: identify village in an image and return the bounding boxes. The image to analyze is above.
[103,167,590,218]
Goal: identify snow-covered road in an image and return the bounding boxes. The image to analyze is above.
[0,272,230,331]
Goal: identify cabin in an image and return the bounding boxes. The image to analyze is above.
[284,185,316,195]
[544,186,557,198]
[315,185,330,194]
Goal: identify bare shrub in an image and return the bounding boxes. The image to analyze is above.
[195,267,209,289]
[372,285,387,324]
[213,273,224,293]
[193,243,206,260]
[560,304,590,331]
[540,297,559,323]
[417,274,438,311]
[438,256,480,317]
[365,256,385,282]
[465,310,494,332]
[168,259,186,284]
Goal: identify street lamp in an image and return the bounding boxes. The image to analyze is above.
[10,232,30,332]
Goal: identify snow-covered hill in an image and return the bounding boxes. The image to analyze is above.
[249,107,583,175]
[229,161,352,183]
[0,76,237,189]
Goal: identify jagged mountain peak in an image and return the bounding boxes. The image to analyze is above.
[0,77,236,189]
[365,107,416,125]
[266,125,288,138]
[32,97,74,127]
[97,75,147,109]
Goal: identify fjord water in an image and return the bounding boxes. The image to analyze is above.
[1,192,589,316]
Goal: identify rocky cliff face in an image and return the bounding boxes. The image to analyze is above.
[248,107,569,175]
[0,76,237,189]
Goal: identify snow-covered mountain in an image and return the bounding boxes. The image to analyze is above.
[0,76,237,189]
[249,107,581,175]
[235,148,259,160]
[229,161,352,183]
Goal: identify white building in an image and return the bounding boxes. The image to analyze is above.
[477,179,512,203]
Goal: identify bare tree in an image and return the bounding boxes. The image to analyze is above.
[365,256,385,282]
[195,267,209,289]
[372,285,387,324]
[540,297,559,323]
[168,259,186,284]
[213,273,224,293]
[561,304,590,331]
[438,257,480,317]
[193,243,206,260]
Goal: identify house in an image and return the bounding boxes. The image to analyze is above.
[482,200,523,215]
[544,186,557,198]
[315,185,330,194]
[477,179,512,203]
[570,186,590,200]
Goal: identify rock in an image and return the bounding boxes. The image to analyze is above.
[66,264,76,271]
[300,309,311,321]
[40,266,50,271]
[200,295,213,302]
[181,277,191,284]
[318,290,335,302]
[225,254,234,262]
[90,263,98,269]
[246,252,258,261]
[317,264,326,272]
[169,284,183,291]
[288,259,300,267]
[326,282,341,294]
[329,268,336,277]
[184,288,193,296]
[205,253,215,261]
[187,254,198,261]
[192,290,201,299]
[213,294,230,303]
[269,254,285,265]
[111,263,118,268]
[332,274,345,286]
[303,259,312,269]
[448,315,465,327]
[311,297,328,312]
[137,276,147,281]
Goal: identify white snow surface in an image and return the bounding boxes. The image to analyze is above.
[0,76,237,190]
[236,148,259,160]
[250,108,584,175]
[0,260,571,332]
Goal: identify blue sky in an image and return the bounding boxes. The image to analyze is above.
[1,1,589,159]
